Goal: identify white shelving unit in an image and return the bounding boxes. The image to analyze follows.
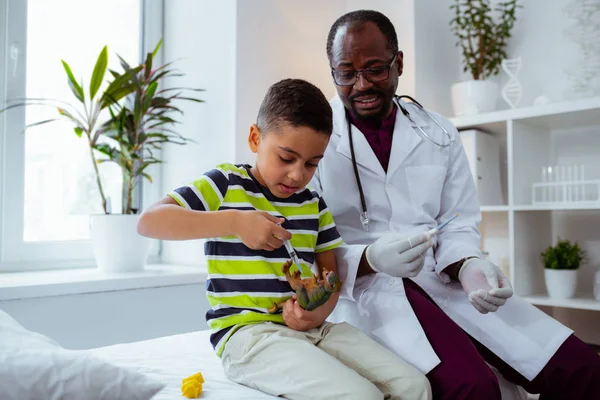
[523,294,600,312]
[451,96,600,313]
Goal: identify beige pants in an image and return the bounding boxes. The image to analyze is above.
[221,321,431,400]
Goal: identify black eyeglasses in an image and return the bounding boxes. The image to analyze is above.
[331,55,397,86]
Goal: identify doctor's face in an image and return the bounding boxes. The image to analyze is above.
[329,22,403,121]
[247,123,329,198]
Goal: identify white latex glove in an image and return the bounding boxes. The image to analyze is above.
[458,257,514,314]
[366,233,433,278]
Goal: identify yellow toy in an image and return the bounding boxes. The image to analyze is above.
[181,372,204,398]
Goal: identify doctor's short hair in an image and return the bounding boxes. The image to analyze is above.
[326,10,398,61]
[256,78,333,136]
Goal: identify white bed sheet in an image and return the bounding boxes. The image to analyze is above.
[89,329,532,400]
[89,330,277,399]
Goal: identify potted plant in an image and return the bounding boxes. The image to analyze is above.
[449,0,521,116]
[1,40,203,272]
[1,46,138,214]
[90,40,203,272]
[541,238,586,299]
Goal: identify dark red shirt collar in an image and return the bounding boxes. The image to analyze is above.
[347,105,397,172]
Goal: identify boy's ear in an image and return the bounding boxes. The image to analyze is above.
[248,123,262,153]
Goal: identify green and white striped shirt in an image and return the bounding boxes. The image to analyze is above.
[169,163,343,356]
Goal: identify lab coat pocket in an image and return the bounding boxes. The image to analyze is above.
[404,165,446,217]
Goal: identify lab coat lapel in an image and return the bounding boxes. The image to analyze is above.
[386,100,426,174]
[331,96,385,178]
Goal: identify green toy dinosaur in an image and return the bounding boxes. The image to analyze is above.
[268,259,342,313]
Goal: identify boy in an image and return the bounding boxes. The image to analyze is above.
[137,79,431,400]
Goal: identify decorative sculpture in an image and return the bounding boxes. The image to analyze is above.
[501,57,523,108]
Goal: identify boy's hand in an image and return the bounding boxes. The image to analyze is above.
[234,211,291,251]
[282,296,327,331]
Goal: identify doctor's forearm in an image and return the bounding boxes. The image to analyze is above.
[443,261,462,281]
[444,256,480,281]
[357,249,375,277]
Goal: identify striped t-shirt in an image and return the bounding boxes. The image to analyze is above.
[168,163,343,356]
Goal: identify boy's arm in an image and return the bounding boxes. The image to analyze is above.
[282,249,340,331]
[137,196,240,240]
[137,196,291,249]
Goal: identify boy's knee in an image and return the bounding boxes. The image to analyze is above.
[389,371,432,400]
[344,380,384,400]
[413,374,433,400]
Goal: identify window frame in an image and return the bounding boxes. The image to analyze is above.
[0,0,164,271]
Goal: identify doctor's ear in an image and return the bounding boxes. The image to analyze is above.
[396,51,404,76]
[248,123,262,153]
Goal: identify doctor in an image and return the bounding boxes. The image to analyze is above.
[312,9,600,400]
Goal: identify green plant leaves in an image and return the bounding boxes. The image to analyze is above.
[61,60,84,102]
[540,239,586,270]
[89,46,108,100]
[95,40,203,214]
[100,65,142,109]
[0,39,203,215]
[152,38,163,58]
[449,0,521,80]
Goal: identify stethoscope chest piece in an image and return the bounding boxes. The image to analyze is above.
[359,211,370,232]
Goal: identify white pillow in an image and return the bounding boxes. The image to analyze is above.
[0,309,165,400]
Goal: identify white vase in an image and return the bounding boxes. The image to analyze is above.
[544,269,578,299]
[451,80,499,117]
[90,214,150,273]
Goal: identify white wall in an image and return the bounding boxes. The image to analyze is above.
[413,0,459,117]
[456,0,586,110]
[234,0,346,165]
[0,284,210,350]
[161,0,237,265]
[498,0,581,106]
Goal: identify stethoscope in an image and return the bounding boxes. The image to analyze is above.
[347,95,454,230]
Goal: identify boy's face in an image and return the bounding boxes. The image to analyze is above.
[248,123,329,198]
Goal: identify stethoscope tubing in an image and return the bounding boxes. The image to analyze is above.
[346,95,453,230]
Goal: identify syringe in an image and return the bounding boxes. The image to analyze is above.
[282,239,303,274]
[277,222,303,273]
[425,214,459,240]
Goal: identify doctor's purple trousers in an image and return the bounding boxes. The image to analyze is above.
[403,278,600,400]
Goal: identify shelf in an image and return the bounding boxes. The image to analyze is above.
[479,205,600,211]
[524,293,600,311]
[514,204,600,211]
[451,96,600,130]
[480,205,509,212]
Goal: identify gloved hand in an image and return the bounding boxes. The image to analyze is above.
[366,232,433,278]
[458,257,514,314]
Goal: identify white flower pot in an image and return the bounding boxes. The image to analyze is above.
[544,269,578,299]
[451,80,499,117]
[90,214,150,273]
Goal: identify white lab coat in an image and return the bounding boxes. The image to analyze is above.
[312,96,573,381]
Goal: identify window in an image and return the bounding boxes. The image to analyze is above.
[0,0,163,270]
